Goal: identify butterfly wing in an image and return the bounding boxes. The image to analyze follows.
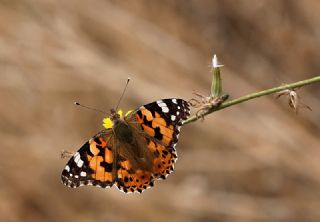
[133,98,190,146]
[61,130,117,188]
[126,98,190,180]
[115,153,155,193]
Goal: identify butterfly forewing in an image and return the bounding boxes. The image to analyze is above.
[130,98,190,148]
[61,131,116,188]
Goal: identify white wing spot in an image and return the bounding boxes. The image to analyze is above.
[75,175,79,179]
[158,102,167,107]
[172,99,177,104]
[176,111,180,115]
[171,115,176,121]
[74,152,80,162]
[65,165,70,172]
[74,152,84,168]
[80,171,87,177]
[177,106,181,109]
[77,159,84,168]
[162,106,169,113]
[157,100,170,109]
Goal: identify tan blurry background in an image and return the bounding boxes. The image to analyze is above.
[1,0,320,222]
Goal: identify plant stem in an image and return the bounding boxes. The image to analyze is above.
[183,75,320,125]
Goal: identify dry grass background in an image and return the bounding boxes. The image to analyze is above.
[1,0,320,222]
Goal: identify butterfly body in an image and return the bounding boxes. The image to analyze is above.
[62,98,190,193]
[112,118,133,144]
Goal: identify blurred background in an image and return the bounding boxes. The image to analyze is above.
[1,0,320,221]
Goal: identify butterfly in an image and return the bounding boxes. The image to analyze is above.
[61,98,190,193]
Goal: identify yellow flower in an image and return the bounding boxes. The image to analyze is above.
[102,117,113,129]
[102,109,133,129]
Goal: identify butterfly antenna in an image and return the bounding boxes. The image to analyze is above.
[115,77,131,111]
[74,102,108,115]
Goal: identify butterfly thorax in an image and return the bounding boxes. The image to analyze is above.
[110,108,133,144]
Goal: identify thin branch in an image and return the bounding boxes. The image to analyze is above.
[183,75,320,125]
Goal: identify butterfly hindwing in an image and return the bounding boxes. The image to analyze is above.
[116,156,154,193]
[147,139,178,180]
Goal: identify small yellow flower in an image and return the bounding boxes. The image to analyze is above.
[102,117,113,129]
[102,109,133,129]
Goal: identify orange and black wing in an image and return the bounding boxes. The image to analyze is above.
[127,98,190,180]
[115,155,155,193]
[61,130,116,188]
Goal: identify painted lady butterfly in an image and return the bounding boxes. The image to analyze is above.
[61,98,190,193]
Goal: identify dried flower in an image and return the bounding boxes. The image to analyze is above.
[189,91,228,119]
[276,88,312,114]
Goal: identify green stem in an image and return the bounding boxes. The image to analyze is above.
[183,75,320,125]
